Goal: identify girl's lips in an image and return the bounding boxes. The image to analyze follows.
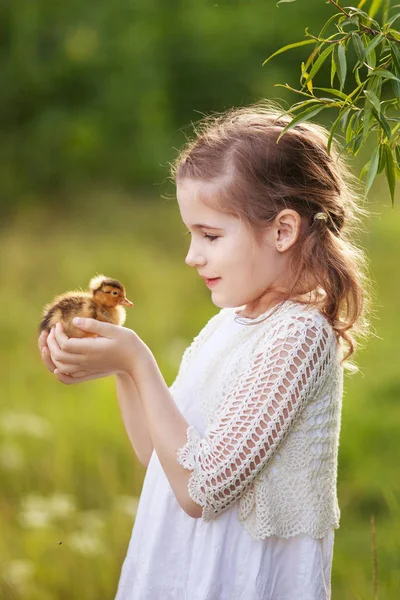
[206,277,221,288]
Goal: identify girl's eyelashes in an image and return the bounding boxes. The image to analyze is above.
[184,231,219,242]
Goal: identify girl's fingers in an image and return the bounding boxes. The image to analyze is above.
[47,328,86,365]
[58,336,107,355]
[54,322,70,348]
[69,369,115,379]
[52,362,82,375]
[38,330,49,352]
[54,370,112,385]
[41,346,56,373]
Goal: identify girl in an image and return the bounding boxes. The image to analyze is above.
[39,101,372,599]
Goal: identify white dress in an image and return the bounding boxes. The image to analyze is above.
[115,308,335,600]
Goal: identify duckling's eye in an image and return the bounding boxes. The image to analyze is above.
[112,291,118,296]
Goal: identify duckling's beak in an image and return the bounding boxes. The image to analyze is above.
[121,297,134,307]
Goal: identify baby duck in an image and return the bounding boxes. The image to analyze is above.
[40,275,134,338]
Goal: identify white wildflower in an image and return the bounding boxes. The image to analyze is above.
[78,509,105,531]
[19,494,52,529]
[18,492,76,529]
[0,411,52,439]
[47,493,77,519]
[2,559,34,591]
[67,531,105,556]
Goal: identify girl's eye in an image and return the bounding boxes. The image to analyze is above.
[183,231,218,242]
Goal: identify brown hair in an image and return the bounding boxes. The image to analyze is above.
[169,100,376,371]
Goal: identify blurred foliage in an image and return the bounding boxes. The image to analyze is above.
[1,0,334,212]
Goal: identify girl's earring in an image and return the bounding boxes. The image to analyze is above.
[277,243,282,249]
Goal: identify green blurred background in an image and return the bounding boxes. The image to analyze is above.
[1,0,399,598]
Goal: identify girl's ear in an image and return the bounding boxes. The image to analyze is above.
[276,210,301,251]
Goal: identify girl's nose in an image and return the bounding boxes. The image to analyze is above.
[185,247,206,268]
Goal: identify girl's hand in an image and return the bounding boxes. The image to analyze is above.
[38,329,57,373]
[38,327,116,385]
[44,319,151,385]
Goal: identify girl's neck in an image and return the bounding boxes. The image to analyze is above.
[236,287,325,320]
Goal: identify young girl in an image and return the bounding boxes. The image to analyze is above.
[39,101,372,599]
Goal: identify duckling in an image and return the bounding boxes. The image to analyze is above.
[39,275,134,338]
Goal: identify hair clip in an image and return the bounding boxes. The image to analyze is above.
[314,212,328,222]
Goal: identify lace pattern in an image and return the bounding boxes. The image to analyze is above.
[176,304,342,539]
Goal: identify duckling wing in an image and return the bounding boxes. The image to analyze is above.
[40,292,91,334]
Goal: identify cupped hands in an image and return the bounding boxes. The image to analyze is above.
[38,318,151,385]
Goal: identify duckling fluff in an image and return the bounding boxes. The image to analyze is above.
[39,275,134,338]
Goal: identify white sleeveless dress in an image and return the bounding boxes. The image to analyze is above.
[114,308,334,600]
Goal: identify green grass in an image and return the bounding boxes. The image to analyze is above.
[1,188,399,599]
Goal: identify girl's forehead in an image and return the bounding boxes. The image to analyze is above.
[177,178,236,228]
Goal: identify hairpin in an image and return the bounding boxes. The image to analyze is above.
[314,212,328,222]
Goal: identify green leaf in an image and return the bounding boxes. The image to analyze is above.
[377,143,386,174]
[276,105,327,142]
[396,146,400,167]
[363,104,372,141]
[390,42,400,75]
[327,106,349,154]
[387,28,400,42]
[274,83,313,99]
[390,78,400,98]
[303,43,323,73]
[369,69,400,83]
[334,43,347,91]
[302,45,335,84]
[365,46,377,68]
[313,87,348,100]
[364,89,381,115]
[342,130,361,153]
[364,146,380,194]
[371,107,392,139]
[387,13,400,28]
[352,32,365,63]
[349,8,380,29]
[331,53,337,87]
[364,33,384,56]
[360,161,370,180]
[262,39,316,66]
[339,16,359,28]
[353,132,364,155]
[291,99,322,112]
[384,145,396,206]
[346,111,360,144]
[340,107,353,131]
[318,12,343,39]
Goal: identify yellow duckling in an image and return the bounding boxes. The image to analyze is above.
[39,275,134,338]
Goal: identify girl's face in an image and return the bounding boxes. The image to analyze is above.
[177,178,298,317]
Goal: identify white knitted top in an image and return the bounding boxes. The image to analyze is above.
[175,300,344,540]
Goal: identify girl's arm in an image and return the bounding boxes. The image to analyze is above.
[116,372,154,469]
[39,329,154,469]
[46,320,199,517]
[175,314,335,521]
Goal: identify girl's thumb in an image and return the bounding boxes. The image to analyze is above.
[72,317,114,337]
